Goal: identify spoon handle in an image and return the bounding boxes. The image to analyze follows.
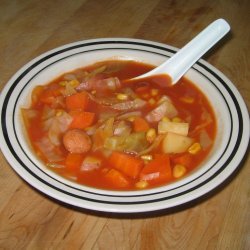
[133,19,230,84]
[165,19,230,83]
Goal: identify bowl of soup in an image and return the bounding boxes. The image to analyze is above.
[0,38,249,213]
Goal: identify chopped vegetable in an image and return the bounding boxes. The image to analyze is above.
[69,110,95,129]
[138,135,164,156]
[145,100,178,123]
[111,98,146,111]
[172,153,192,168]
[21,108,38,128]
[116,93,129,101]
[188,142,202,154]
[65,92,89,110]
[146,128,157,143]
[35,137,64,162]
[81,156,101,171]
[31,85,44,105]
[65,153,84,172]
[172,117,182,123]
[63,80,78,96]
[39,87,63,105]
[199,130,212,149]
[133,117,150,132]
[109,151,144,179]
[113,120,131,136]
[104,132,149,153]
[162,132,194,154]
[48,111,73,145]
[105,169,130,188]
[135,180,149,189]
[140,154,172,184]
[140,154,153,161]
[158,120,189,136]
[173,164,187,178]
[117,111,142,120]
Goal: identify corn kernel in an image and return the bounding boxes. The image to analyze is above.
[173,164,187,178]
[172,117,182,123]
[151,88,159,96]
[141,155,153,161]
[127,116,135,122]
[56,110,63,117]
[148,98,156,105]
[116,93,128,101]
[58,81,68,86]
[162,116,171,122]
[135,180,149,189]
[180,97,194,104]
[69,79,80,87]
[146,128,156,143]
[188,142,202,154]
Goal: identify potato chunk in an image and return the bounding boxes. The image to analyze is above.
[162,132,194,153]
[158,121,189,136]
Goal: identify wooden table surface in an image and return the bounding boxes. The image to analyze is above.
[0,0,249,249]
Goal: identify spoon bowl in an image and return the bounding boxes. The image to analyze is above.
[128,19,230,85]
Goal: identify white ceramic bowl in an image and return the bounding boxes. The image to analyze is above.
[0,38,249,213]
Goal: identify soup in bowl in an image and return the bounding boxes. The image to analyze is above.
[0,38,248,213]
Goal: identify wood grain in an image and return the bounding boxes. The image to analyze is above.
[0,0,249,249]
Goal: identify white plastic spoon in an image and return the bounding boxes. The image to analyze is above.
[129,19,230,85]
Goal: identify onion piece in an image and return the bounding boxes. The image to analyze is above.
[77,76,120,92]
[42,106,56,120]
[158,120,189,136]
[117,111,142,120]
[48,111,73,146]
[113,120,132,136]
[92,117,114,151]
[199,129,212,149]
[138,135,164,156]
[88,92,120,106]
[111,98,146,111]
[80,156,101,171]
[21,108,38,127]
[35,137,64,162]
[146,101,178,122]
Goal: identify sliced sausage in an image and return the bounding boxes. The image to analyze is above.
[63,129,92,153]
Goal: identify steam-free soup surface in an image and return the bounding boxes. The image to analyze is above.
[22,60,216,190]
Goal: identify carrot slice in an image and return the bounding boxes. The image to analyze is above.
[105,169,131,188]
[171,153,192,169]
[109,151,144,179]
[135,85,150,95]
[133,117,150,132]
[39,86,64,105]
[69,110,95,129]
[140,154,172,184]
[65,153,84,172]
[65,92,89,110]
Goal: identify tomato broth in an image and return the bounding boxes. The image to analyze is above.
[22,60,216,190]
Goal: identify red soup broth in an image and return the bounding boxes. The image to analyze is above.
[22,60,216,190]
